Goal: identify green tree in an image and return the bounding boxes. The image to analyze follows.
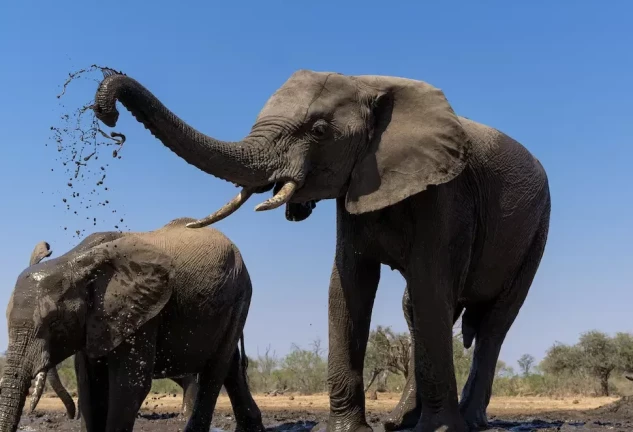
[578,331,617,396]
[517,354,535,377]
[541,331,617,396]
[282,339,327,394]
[363,326,411,392]
[614,332,633,373]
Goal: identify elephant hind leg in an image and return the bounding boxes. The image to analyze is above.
[384,291,464,431]
[183,355,233,432]
[459,214,550,430]
[384,288,418,431]
[224,345,264,432]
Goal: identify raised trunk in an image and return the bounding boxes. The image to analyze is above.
[0,342,35,432]
[94,71,274,187]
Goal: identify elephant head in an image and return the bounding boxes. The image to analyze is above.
[5,241,76,419]
[93,69,470,226]
[0,234,174,432]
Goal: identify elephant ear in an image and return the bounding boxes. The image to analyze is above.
[73,236,175,358]
[29,241,52,265]
[345,75,471,214]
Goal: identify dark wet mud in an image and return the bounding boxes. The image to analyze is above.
[46,64,130,241]
[17,401,633,432]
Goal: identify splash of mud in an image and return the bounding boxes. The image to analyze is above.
[47,64,130,239]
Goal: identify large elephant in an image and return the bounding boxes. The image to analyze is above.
[93,69,551,432]
[0,218,264,432]
[26,241,202,420]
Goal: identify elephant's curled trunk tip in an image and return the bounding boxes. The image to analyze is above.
[93,71,127,128]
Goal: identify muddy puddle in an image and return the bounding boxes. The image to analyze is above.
[16,411,633,432]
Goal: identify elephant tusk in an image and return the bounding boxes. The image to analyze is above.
[254,181,297,212]
[186,188,254,229]
[29,371,47,413]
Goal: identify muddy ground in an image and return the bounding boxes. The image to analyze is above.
[18,393,633,431]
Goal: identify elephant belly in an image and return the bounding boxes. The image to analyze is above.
[151,311,238,379]
[460,199,546,303]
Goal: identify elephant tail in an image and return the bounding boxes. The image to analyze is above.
[240,333,249,384]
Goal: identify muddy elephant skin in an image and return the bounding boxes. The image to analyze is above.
[1,218,264,432]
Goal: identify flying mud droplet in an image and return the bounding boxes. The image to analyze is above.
[47,64,131,239]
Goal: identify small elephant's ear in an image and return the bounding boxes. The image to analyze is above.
[345,75,471,214]
[29,241,52,266]
[76,236,175,358]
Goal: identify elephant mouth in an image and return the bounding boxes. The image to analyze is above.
[185,179,313,229]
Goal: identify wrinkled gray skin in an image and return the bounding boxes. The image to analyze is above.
[1,218,264,432]
[27,244,199,421]
[93,70,551,432]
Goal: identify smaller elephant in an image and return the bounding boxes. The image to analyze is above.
[0,218,264,432]
[26,242,202,420]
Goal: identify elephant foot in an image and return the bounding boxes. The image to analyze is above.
[459,404,488,431]
[234,417,266,432]
[235,425,266,432]
[412,409,467,432]
[311,415,372,432]
[383,401,421,431]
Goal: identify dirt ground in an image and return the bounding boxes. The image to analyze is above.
[19,392,633,431]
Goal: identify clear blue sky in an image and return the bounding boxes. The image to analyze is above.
[1,1,631,372]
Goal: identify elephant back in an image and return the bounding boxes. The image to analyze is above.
[138,218,251,306]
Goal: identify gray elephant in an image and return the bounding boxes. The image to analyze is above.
[93,69,551,432]
[22,242,78,420]
[0,218,264,432]
[26,242,201,421]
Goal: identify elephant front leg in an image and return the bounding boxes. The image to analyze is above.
[408,273,466,432]
[76,353,109,432]
[325,251,381,432]
[105,325,158,432]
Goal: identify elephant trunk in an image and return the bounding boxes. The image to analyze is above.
[93,71,300,227]
[93,71,274,188]
[0,333,37,432]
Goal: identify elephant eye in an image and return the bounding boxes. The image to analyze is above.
[311,121,329,139]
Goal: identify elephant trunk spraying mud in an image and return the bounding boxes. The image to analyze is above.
[94,69,551,432]
[0,218,264,432]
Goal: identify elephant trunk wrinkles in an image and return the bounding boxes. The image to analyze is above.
[0,336,36,432]
[93,72,275,187]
